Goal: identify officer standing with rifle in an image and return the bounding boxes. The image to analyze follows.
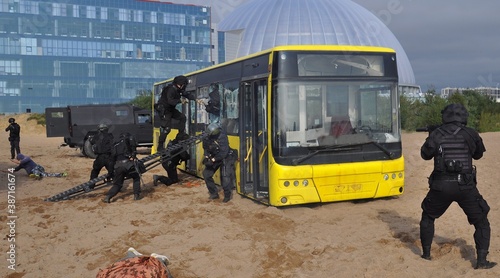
[103,132,143,203]
[419,103,496,269]
[5,117,21,159]
[202,122,235,203]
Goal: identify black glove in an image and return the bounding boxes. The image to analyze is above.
[203,158,214,167]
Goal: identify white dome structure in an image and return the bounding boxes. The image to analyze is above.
[218,0,419,93]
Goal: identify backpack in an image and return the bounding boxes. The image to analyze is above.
[434,126,472,173]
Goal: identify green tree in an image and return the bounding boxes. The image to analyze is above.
[401,89,500,133]
[129,90,153,110]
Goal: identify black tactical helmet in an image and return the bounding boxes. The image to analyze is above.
[207,122,221,136]
[98,123,108,131]
[173,75,188,86]
[8,118,15,123]
[441,103,468,125]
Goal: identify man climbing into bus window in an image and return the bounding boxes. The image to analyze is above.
[153,132,190,186]
[197,83,221,123]
[155,75,195,151]
[419,103,496,269]
[5,117,21,159]
[103,132,142,203]
[87,123,115,190]
[202,122,235,203]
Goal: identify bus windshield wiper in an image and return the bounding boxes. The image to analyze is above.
[291,141,396,166]
[365,141,396,159]
[291,144,357,165]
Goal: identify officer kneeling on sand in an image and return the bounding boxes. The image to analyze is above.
[103,132,143,203]
[419,103,496,269]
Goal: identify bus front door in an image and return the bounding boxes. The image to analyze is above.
[239,79,269,203]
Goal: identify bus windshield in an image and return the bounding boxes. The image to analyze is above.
[272,80,400,159]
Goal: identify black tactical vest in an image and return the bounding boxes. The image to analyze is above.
[434,127,472,173]
[113,135,136,161]
[93,132,113,154]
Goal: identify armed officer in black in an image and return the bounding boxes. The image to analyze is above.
[202,122,235,202]
[5,117,21,159]
[155,75,195,150]
[88,123,114,189]
[419,103,496,269]
[103,132,142,203]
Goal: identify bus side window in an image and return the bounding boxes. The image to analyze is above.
[225,119,238,135]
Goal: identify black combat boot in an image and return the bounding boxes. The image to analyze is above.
[209,193,219,200]
[102,196,111,203]
[222,191,232,203]
[134,194,142,201]
[475,249,497,269]
[421,246,431,260]
[153,175,159,186]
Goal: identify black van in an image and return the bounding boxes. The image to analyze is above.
[45,104,153,158]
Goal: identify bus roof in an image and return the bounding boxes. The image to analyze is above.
[154,44,396,86]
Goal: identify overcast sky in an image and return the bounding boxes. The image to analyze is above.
[174,0,500,93]
[351,0,500,92]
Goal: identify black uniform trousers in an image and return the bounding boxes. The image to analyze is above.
[203,161,225,196]
[420,179,491,251]
[158,109,187,149]
[157,157,181,185]
[221,156,236,190]
[107,160,141,198]
[90,154,114,180]
[9,138,20,159]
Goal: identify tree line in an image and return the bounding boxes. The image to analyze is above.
[128,89,500,133]
[401,89,500,133]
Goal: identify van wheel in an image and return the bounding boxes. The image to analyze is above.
[83,139,97,159]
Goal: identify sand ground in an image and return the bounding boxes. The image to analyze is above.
[1,114,500,278]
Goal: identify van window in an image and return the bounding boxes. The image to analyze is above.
[115,110,128,116]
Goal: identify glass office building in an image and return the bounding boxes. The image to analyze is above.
[0,0,212,113]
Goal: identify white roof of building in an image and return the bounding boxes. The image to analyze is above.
[218,0,415,86]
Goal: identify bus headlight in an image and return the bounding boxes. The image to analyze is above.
[383,174,389,181]
[293,180,299,187]
[284,181,290,187]
[392,173,396,179]
[302,180,309,186]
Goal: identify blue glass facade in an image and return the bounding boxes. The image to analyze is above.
[0,0,212,113]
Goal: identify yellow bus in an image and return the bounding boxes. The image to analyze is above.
[152,45,404,207]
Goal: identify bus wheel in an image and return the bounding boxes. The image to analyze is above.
[83,139,97,159]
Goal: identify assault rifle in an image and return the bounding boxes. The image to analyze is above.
[44,132,208,202]
[415,124,441,133]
